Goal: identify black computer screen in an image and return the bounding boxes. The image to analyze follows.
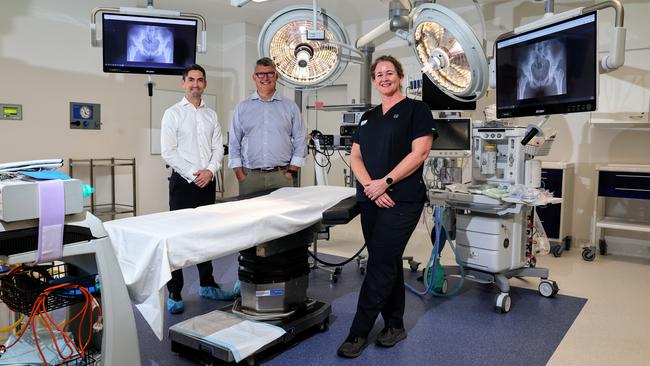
[431,118,471,150]
[103,13,197,75]
[496,12,597,118]
[422,73,476,111]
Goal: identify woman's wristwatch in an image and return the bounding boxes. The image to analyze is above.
[384,175,393,186]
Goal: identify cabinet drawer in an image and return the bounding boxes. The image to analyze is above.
[598,171,650,200]
[541,168,563,197]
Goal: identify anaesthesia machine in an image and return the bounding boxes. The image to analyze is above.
[429,121,560,312]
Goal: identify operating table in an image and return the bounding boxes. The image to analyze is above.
[103,185,356,341]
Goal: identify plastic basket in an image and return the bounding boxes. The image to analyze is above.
[57,352,97,366]
[0,263,99,316]
[524,137,555,157]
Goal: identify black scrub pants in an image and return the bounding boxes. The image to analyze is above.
[166,172,218,299]
[349,201,424,337]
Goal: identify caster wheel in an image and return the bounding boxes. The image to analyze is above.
[359,266,366,275]
[563,236,572,251]
[538,280,559,297]
[319,317,330,332]
[599,239,608,255]
[409,261,420,272]
[582,247,596,261]
[330,274,338,284]
[334,267,343,275]
[495,292,511,313]
[434,278,448,295]
[551,244,563,257]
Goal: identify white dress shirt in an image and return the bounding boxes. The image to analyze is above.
[161,97,223,183]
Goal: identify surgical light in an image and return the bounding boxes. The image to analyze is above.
[259,6,350,89]
[411,3,488,101]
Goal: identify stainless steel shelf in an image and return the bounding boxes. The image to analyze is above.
[70,157,136,221]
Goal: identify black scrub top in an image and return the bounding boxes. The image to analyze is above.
[353,98,437,203]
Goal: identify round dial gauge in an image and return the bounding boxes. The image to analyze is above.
[80,105,91,119]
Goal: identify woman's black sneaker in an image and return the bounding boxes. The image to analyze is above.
[376,327,407,347]
[337,335,368,358]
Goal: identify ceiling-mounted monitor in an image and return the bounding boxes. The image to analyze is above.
[496,12,597,118]
[102,13,197,75]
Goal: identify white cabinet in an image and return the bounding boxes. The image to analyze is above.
[584,164,650,261]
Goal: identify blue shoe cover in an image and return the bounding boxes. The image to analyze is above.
[167,298,184,314]
[200,284,239,301]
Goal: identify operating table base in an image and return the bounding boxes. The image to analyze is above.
[169,299,330,365]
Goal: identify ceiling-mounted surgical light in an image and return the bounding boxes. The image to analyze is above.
[258,6,350,89]
[411,3,488,101]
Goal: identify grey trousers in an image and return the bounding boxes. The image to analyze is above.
[238,168,296,195]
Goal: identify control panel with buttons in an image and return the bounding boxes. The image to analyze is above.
[70,102,101,130]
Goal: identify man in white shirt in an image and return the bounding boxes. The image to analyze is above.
[161,64,239,314]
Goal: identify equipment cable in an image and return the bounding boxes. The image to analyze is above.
[307,242,367,267]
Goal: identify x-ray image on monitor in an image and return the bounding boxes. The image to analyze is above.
[127,25,174,64]
[495,12,597,117]
[517,39,566,100]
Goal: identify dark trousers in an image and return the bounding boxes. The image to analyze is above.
[166,172,217,299]
[349,201,424,337]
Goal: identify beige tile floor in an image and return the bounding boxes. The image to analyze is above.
[320,216,650,365]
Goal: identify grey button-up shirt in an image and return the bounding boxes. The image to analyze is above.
[228,91,306,169]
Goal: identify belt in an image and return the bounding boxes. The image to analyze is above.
[249,165,287,172]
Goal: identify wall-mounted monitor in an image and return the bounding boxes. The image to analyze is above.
[495,12,597,118]
[430,118,471,157]
[102,13,197,75]
[422,74,476,111]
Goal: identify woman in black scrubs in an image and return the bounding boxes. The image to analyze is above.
[337,55,437,358]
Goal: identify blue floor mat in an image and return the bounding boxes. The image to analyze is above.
[136,253,586,366]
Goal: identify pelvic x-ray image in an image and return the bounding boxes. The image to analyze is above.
[127,25,174,64]
[517,39,566,100]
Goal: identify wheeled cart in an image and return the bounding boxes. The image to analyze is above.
[431,191,560,312]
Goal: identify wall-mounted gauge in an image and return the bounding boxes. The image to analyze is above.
[70,102,101,130]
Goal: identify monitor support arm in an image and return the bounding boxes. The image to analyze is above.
[584,0,625,74]
[490,0,625,88]
[510,1,625,73]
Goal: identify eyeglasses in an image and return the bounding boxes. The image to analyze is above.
[255,71,276,79]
